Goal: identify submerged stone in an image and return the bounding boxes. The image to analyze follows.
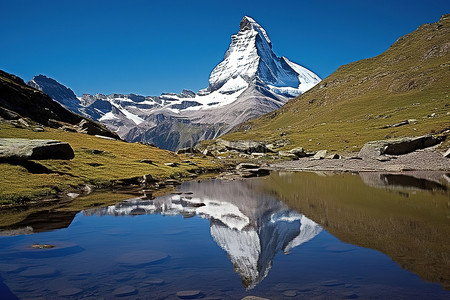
[116,250,168,266]
[176,290,202,299]
[112,286,137,297]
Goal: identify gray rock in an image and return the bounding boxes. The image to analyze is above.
[91,149,104,154]
[176,290,202,299]
[112,286,137,297]
[140,159,155,164]
[283,290,297,297]
[143,279,165,285]
[312,150,327,159]
[236,163,260,170]
[343,292,359,299]
[289,146,307,157]
[217,139,271,154]
[0,138,74,161]
[320,279,345,287]
[278,151,299,160]
[202,149,214,157]
[325,154,340,159]
[164,162,179,167]
[358,135,445,158]
[177,147,200,154]
[443,148,450,158]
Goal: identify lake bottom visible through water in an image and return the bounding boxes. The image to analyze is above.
[0,171,449,299]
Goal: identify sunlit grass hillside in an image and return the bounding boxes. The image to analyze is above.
[223,14,450,153]
[0,123,219,204]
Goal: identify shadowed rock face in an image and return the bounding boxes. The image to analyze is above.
[84,179,322,289]
[0,138,74,161]
[358,135,445,158]
[0,70,119,140]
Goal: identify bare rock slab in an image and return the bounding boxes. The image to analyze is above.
[358,135,445,158]
[0,138,74,161]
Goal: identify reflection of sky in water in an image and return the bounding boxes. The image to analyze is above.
[0,177,449,299]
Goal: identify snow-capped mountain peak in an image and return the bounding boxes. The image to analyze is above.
[240,16,272,46]
[28,16,321,151]
[208,16,319,96]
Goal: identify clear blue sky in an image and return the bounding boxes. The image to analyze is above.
[1,0,449,96]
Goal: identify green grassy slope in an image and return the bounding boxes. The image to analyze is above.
[0,124,220,205]
[223,14,450,153]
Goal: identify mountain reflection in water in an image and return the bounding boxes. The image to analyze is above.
[0,171,449,299]
[84,179,322,289]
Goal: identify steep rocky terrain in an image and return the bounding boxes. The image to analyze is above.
[29,16,320,151]
[0,70,118,139]
[222,14,450,153]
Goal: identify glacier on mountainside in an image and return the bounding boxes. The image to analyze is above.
[28,16,321,151]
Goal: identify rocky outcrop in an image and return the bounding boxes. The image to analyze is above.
[216,139,272,154]
[0,138,74,161]
[359,135,446,158]
[312,150,327,160]
[236,163,270,178]
[0,70,119,140]
[289,147,307,157]
[278,151,298,160]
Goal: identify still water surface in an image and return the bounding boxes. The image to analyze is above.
[0,171,449,299]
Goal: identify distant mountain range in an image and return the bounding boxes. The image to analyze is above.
[28,16,320,151]
[0,70,117,139]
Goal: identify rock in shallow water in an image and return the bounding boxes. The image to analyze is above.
[115,250,168,266]
[283,290,297,297]
[176,290,202,299]
[113,286,137,297]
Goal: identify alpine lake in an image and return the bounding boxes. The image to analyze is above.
[0,171,449,299]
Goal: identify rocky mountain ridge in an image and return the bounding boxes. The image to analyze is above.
[221,14,450,154]
[0,70,118,139]
[29,16,320,151]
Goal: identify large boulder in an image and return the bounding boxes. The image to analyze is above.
[289,146,307,157]
[312,150,327,160]
[216,139,272,154]
[0,138,74,161]
[358,135,445,158]
[176,147,200,155]
[278,151,299,160]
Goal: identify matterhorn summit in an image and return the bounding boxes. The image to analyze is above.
[29,16,321,151]
[207,16,320,97]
